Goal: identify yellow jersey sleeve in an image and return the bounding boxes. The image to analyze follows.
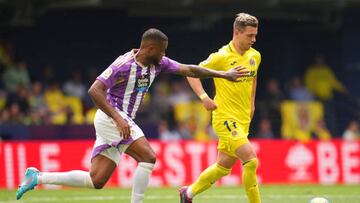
[256,52,262,69]
[199,52,225,71]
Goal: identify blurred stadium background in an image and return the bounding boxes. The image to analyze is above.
[0,0,360,202]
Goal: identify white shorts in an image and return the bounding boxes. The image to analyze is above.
[91,109,144,165]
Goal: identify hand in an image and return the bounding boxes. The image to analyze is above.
[114,116,131,139]
[224,66,247,81]
[202,97,218,111]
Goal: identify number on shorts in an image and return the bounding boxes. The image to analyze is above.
[224,120,237,132]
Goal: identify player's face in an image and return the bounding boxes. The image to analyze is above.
[235,26,258,51]
[149,41,168,65]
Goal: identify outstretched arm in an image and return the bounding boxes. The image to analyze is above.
[186,77,218,111]
[177,64,243,81]
[88,80,131,139]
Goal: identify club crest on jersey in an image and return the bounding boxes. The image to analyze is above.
[249,58,256,67]
[136,74,150,92]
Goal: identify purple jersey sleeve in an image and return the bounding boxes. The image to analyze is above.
[96,65,119,89]
[159,57,180,74]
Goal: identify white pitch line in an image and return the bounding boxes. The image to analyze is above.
[1,194,360,203]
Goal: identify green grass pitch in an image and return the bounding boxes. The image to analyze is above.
[0,185,359,203]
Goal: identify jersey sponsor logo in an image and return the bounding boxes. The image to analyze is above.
[249,58,256,67]
[136,74,150,92]
[237,68,256,82]
[238,68,255,78]
[101,68,113,79]
[230,61,237,66]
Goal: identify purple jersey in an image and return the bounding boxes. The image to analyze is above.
[96,50,180,119]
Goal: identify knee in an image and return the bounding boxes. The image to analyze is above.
[90,172,107,189]
[243,158,259,170]
[147,154,156,164]
[141,153,156,164]
[216,164,231,176]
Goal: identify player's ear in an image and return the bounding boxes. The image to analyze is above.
[237,27,246,34]
[144,45,153,54]
[234,28,240,36]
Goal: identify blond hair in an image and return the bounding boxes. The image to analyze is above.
[233,13,258,31]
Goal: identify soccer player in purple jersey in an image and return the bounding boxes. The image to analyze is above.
[16,28,244,202]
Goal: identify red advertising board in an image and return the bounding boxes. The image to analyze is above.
[0,140,359,189]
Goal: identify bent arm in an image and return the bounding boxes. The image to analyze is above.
[88,80,123,121]
[186,77,207,99]
[187,76,218,111]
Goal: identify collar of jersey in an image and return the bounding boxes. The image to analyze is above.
[229,41,248,57]
[132,49,148,68]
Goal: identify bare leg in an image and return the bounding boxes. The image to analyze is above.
[235,143,257,162]
[217,151,238,168]
[89,154,117,189]
[125,137,156,163]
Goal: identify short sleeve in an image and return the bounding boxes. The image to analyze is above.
[199,52,223,70]
[252,52,261,77]
[160,57,180,74]
[256,52,262,67]
[96,65,118,89]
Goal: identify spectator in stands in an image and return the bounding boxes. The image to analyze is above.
[41,65,55,89]
[2,59,30,93]
[0,77,5,110]
[176,121,193,140]
[63,70,87,101]
[158,120,182,141]
[305,55,347,101]
[256,118,274,139]
[44,80,68,125]
[2,103,24,124]
[288,77,314,101]
[305,55,349,135]
[0,40,14,69]
[168,80,193,106]
[342,120,360,141]
[83,68,99,109]
[28,81,49,124]
[295,106,330,142]
[258,78,284,135]
[5,85,30,114]
[313,119,331,141]
[149,79,172,122]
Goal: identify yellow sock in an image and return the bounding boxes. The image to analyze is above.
[189,163,231,196]
[242,158,261,203]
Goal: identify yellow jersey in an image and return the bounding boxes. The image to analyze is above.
[199,41,261,135]
[304,65,345,101]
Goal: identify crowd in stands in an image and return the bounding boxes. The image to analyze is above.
[0,41,359,141]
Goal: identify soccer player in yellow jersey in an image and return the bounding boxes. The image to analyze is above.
[179,13,261,203]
